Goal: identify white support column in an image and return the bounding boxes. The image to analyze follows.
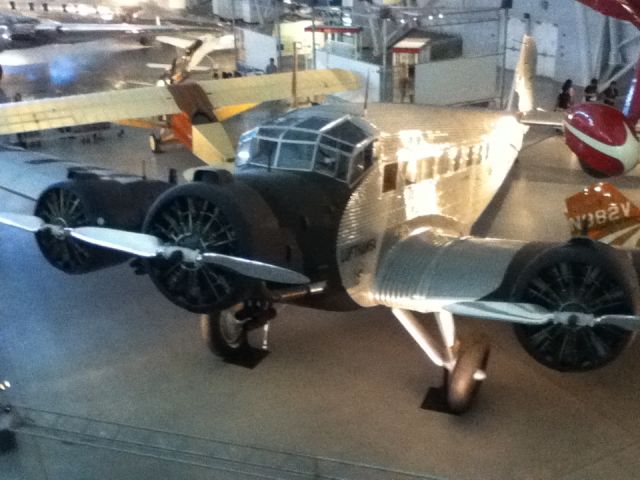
[575,2,592,85]
[591,16,607,78]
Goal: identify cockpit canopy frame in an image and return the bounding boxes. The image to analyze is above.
[236,109,376,186]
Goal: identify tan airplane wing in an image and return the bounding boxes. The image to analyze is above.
[199,69,361,106]
[0,69,360,136]
[0,88,182,135]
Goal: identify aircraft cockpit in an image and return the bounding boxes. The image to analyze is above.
[236,109,376,186]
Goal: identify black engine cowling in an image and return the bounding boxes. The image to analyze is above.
[142,180,284,314]
[35,179,169,274]
[510,239,640,371]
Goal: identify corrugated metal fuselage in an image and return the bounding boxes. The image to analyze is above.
[234,104,528,311]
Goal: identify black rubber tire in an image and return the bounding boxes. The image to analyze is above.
[511,242,636,372]
[447,341,490,414]
[149,133,162,153]
[201,307,252,361]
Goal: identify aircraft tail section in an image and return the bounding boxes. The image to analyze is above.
[565,183,640,246]
[510,34,537,114]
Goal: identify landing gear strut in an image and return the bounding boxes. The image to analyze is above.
[201,300,276,367]
[392,308,490,414]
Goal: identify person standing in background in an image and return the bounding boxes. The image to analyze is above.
[603,81,619,107]
[584,78,599,102]
[265,58,278,74]
[555,79,575,110]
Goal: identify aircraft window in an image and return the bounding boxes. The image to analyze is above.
[350,144,374,183]
[315,146,339,176]
[325,121,367,145]
[251,138,278,166]
[319,135,353,154]
[283,130,318,142]
[277,142,315,170]
[336,155,350,181]
[297,117,333,130]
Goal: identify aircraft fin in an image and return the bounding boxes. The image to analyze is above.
[565,183,640,245]
[508,35,537,113]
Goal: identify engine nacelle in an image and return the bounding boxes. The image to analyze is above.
[509,238,640,371]
[142,180,285,314]
[35,179,169,274]
[564,103,640,178]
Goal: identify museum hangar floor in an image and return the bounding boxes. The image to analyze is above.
[1,41,640,480]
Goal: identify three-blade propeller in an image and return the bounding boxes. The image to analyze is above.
[0,213,309,285]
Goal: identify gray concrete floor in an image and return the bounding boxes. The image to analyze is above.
[2,39,640,480]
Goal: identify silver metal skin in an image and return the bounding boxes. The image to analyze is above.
[337,104,528,310]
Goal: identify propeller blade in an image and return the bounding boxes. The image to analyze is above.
[71,227,161,257]
[69,226,310,284]
[201,252,309,284]
[0,213,46,232]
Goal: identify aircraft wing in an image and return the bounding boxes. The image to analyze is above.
[367,230,640,326]
[155,35,196,49]
[0,69,360,135]
[519,109,564,127]
[34,21,181,33]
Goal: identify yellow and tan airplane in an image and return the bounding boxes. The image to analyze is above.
[0,67,360,166]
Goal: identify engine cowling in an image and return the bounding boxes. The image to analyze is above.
[564,103,640,178]
[142,180,284,314]
[510,238,640,371]
[34,179,169,273]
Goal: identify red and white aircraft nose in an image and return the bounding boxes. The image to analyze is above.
[564,103,639,178]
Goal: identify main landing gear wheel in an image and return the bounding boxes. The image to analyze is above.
[201,305,252,361]
[512,249,635,372]
[149,133,162,153]
[447,341,490,414]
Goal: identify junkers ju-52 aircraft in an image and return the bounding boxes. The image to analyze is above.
[2,36,640,414]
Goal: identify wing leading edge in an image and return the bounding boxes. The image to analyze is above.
[0,69,360,135]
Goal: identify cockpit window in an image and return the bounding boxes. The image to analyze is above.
[277,142,315,170]
[324,121,368,145]
[251,138,278,167]
[237,111,376,185]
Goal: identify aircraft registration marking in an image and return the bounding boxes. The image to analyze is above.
[567,202,632,231]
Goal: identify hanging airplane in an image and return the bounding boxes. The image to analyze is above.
[0,10,183,50]
[147,32,236,83]
[2,34,640,415]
